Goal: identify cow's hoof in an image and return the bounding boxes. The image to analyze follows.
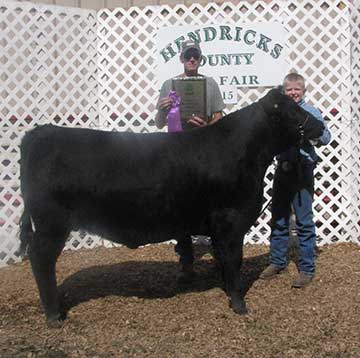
[46,318,64,329]
[177,270,196,285]
[230,298,248,315]
[46,312,64,329]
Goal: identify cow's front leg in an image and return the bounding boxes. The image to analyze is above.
[175,235,195,283]
[211,209,248,314]
[28,231,66,327]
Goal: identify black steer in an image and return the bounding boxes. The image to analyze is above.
[19,88,324,326]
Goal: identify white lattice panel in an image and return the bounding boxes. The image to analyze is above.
[96,1,358,246]
[0,1,100,266]
[1,0,359,266]
[282,1,352,245]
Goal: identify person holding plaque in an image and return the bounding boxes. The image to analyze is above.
[155,40,225,131]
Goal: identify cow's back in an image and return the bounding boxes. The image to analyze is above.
[19,125,220,245]
[19,113,271,246]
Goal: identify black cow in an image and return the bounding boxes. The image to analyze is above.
[18,88,324,326]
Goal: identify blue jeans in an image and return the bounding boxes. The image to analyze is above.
[270,161,316,275]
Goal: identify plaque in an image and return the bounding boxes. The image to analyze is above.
[172,77,207,123]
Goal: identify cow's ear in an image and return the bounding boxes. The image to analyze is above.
[277,85,284,94]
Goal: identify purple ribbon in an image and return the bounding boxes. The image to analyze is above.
[167,91,182,132]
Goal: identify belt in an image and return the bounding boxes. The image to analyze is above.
[279,159,314,173]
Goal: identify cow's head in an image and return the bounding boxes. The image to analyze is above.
[259,88,324,153]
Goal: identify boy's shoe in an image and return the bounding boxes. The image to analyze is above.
[292,272,314,288]
[259,264,286,280]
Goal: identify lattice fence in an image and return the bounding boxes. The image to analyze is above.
[0,1,99,265]
[1,0,359,267]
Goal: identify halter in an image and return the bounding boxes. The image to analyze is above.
[258,114,311,217]
[298,115,309,146]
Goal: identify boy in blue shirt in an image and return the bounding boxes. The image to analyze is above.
[260,73,331,288]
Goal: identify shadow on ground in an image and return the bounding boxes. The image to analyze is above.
[59,245,269,318]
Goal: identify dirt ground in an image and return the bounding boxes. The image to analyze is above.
[0,242,359,357]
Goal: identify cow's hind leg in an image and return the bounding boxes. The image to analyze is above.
[175,236,195,283]
[211,209,248,314]
[28,229,67,327]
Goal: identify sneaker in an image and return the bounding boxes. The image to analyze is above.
[292,272,314,288]
[259,264,286,280]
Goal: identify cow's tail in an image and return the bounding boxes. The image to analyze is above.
[17,126,43,258]
[18,209,33,258]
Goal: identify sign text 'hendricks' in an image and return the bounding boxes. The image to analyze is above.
[156,23,288,102]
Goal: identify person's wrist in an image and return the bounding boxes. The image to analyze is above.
[160,110,168,124]
[160,109,168,121]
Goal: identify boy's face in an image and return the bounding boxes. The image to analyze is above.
[283,79,305,103]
